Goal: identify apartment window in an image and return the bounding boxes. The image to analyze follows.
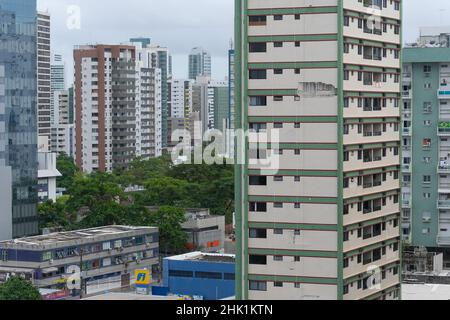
[249,228,267,238]
[295,14,301,20]
[294,256,301,262]
[294,68,301,74]
[249,176,267,186]
[249,15,267,26]
[274,122,283,129]
[274,202,283,208]
[294,176,301,182]
[274,281,283,287]
[273,15,283,21]
[273,41,283,48]
[249,96,267,106]
[294,122,301,128]
[274,228,283,235]
[249,255,267,265]
[249,69,267,79]
[423,175,431,184]
[295,41,301,47]
[249,42,266,53]
[274,68,283,75]
[294,203,301,209]
[249,281,267,291]
[273,96,283,102]
[274,176,284,182]
[273,255,283,261]
[249,202,267,212]
[424,65,432,73]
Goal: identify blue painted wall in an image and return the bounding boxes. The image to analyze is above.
[163,258,235,300]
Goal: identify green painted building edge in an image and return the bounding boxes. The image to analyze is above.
[344,165,400,178]
[345,91,399,98]
[398,0,403,301]
[248,34,337,42]
[248,222,338,231]
[248,248,338,258]
[248,169,337,177]
[344,212,400,231]
[248,116,337,123]
[248,61,337,69]
[234,0,245,300]
[344,117,400,124]
[336,0,345,300]
[344,9,400,25]
[249,142,338,150]
[344,237,400,258]
[344,261,400,284]
[248,274,338,285]
[344,189,398,203]
[403,47,450,63]
[248,195,337,204]
[344,141,399,150]
[345,64,400,73]
[345,37,400,49]
[247,6,338,16]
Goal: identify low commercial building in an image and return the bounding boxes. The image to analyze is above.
[0,226,159,296]
[182,208,225,253]
[163,252,235,300]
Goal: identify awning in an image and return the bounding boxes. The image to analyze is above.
[41,267,58,274]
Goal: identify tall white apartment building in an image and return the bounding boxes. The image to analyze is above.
[235,0,402,300]
[50,54,66,124]
[37,11,51,146]
[74,44,163,173]
[50,90,74,157]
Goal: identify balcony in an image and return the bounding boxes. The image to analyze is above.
[438,165,450,174]
[402,90,411,99]
[437,200,450,209]
[402,199,411,208]
[437,236,450,246]
[402,127,411,136]
[402,164,411,173]
[438,88,450,99]
[438,126,450,136]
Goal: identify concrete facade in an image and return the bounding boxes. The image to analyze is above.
[235,0,402,300]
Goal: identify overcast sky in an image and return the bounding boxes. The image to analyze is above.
[37,0,450,83]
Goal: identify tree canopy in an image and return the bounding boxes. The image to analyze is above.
[0,276,42,300]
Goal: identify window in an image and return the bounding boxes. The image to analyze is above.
[274,202,283,208]
[196,272,222,279]
[249,201,267,212]
[294,282,301,288]
[274,228,283,235]
[273,41,283,48]
[249,15,267,25]
[273,15,283,20]
[274,281,283,287]
[273,255,283,261]
[294,14,301,20]
[249,228,267,238]
[249,281,267,291]
[274,175,283,182]
[249,255,267,265]
[249,69,267,79]
[295,41,300,47]
[294,122,301,128]
[249,96,267,106]
[274,122,283,129]
[273,96,283,102]
[294,203,301,209]
[274,68,283,75]
[249,176,267,186]
[249,42,266,53]
[169,270,193,278]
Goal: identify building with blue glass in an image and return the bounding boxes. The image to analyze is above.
[163,252,235,300]
[0,0,39,239]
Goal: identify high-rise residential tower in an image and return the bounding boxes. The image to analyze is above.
[401,46,450,258]
[189,47,212,80]
[74,44,163,173]
[37,11,51,147]
[235,0,402,300]
[0,0,39,239]
[50,54,66,125]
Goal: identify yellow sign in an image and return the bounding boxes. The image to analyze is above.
[135,270,150,285]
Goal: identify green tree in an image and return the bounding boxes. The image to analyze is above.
[65,172,127,229]
[114,155,172,186]
[147,206,187,254]
[0,276,41,300]
[139,177,197,207]
[56,152,80,190]
[38,196,74,231]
